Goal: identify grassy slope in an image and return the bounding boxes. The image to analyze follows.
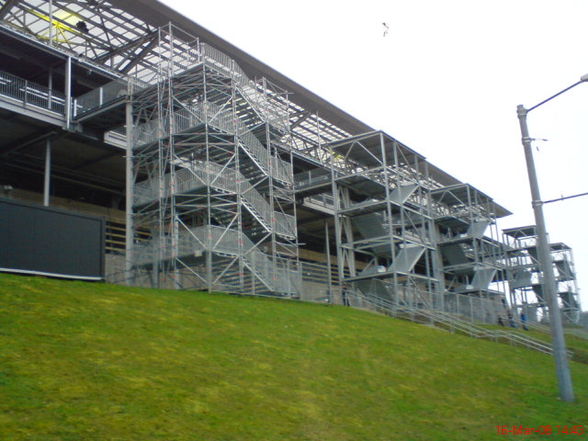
[0,273,587,441]
[482,324,588,365]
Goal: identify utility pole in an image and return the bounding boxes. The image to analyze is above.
[515,73,588,402]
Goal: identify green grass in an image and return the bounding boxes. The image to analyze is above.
[1,273,587,441]
[483,324,588,365]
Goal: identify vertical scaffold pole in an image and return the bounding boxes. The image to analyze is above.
[64,57,72,129]
[125,98,134,285]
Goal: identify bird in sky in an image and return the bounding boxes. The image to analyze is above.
[382,22,390,37]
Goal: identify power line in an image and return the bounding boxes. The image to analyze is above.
[543,191,588,205]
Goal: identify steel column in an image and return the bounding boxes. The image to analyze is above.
[125,99,134,285]
[64,57,72,129]
[43,138,51,206]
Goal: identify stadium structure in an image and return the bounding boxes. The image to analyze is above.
[0,0,581,324]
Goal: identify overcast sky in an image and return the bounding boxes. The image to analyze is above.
[161,0,588,310]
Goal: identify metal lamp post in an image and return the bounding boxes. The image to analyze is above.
[516,74,588,402]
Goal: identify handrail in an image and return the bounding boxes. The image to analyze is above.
[73,42,289,131]
[0,70,65,114]
[73,76,149,118]
[202,226,300,294]
[132,101,293,185]
[70,43,293,182]
[201,43,289,132]
[133,225,300,293]
[133,161,296,239]
[352,292,569,357]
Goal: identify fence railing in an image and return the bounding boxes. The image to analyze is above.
[133,161,296,239]
[274,211,297,239]
[133,224,300,294]
[350,291,568,357]
[132,100,293,185]
[0,70,65,114]
[204,226,300,294]
[355,278,507,326]
[77,43,287,134]
[73,77,149,118]
[201,43,289,132]
[73,79,127,117]
[295,169,331,190]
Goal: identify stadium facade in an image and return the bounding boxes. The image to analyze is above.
[0,0,580,323]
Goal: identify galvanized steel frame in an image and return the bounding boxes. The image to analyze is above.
[128,24,299,295]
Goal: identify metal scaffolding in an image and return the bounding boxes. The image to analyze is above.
[326,132,442,307]
[432,184,508,295]
[290,130,512,322]
[70,24,302,294]
[430,184,511,322]
[0,0,580,324]
[504,226,581,324]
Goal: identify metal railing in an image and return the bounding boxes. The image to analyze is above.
[356,280,508,326]
[133,224,300,294]
[0,70,65,114]
[201,43,289,132]
[73,79,127,117]
[271,154,293,185]
[443,292,504,324]
[274,211,297,239]
[134,161,296,239]
[73,77,149,118]
[202,226,300,294]
[132,101,293,185]
[295,169,331,190]
[351,292,569,357]
[218,100,291,184]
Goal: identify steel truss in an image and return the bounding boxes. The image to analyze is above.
[324,131,444,308]
[431,184,508,295]
[3,0,578,325]
[504,226,581,324]
[128,25,300,295]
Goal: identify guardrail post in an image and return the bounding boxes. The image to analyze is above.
[24,80,28,105]
[64,56,72,129]
[48,67,53,110]
[125,94,134,286]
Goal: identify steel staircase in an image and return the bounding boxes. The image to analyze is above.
[132,101,292,185]
[134,225,300,294]
[134,162,296,240]
[200,43,289,133]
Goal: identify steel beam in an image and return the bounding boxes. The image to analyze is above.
[0,0,19,20]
